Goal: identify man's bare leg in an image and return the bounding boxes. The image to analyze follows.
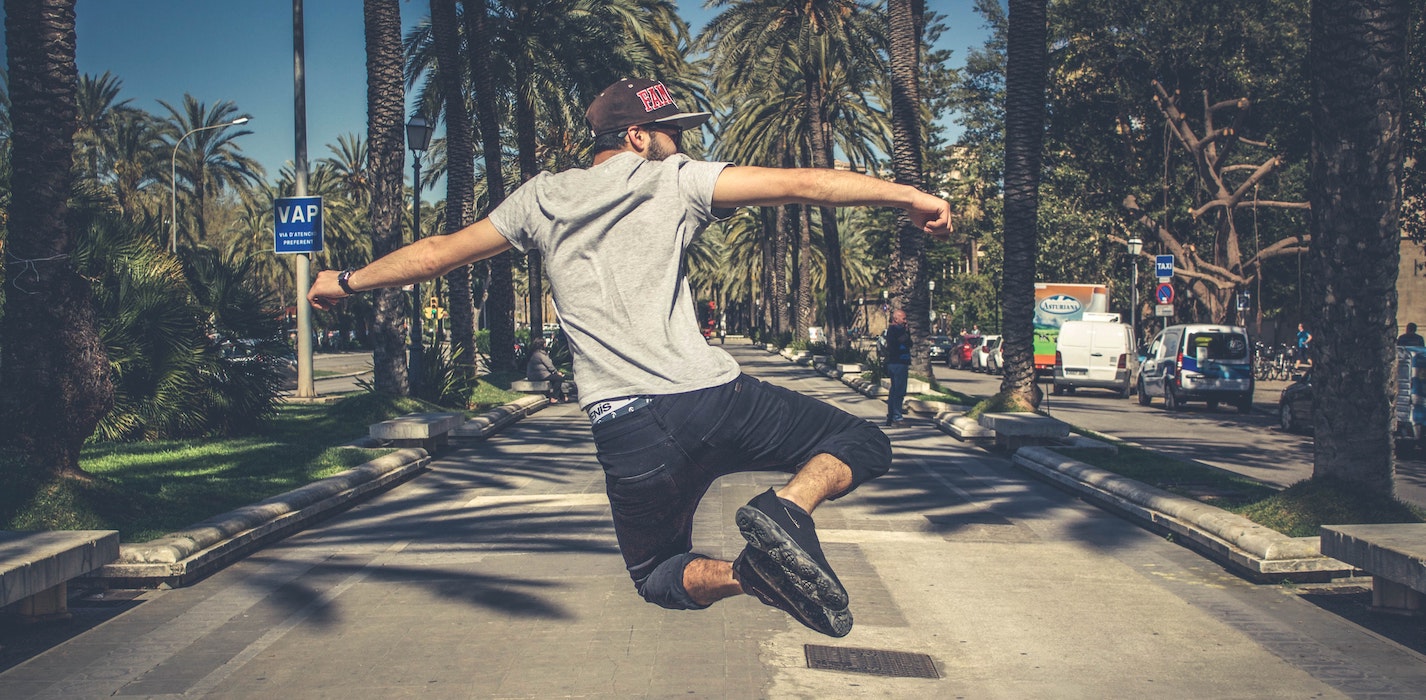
[776,453,854,514]
[684,558,742,606]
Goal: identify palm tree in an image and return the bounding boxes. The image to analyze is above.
[105,109,167,221]
[462,0,517,373]
[701,0,886,351]
[429,0,479,380]
[1307,0,1411,495]
[159,95,262,248]
[0,0,113,480]
[365,0,412,394]
[74,71,132,186]
[887,0,932,380]
[997,0,1048,409]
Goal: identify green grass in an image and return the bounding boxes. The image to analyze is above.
[1056,442,1425,537]
[1233,478,1426,537]
[1,392,450,542]
[471,370,536,409]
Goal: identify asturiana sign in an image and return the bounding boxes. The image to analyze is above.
[1038,294,1083,317]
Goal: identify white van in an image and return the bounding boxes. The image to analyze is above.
[1053,320,1137,397]
[1137,324,1254,413]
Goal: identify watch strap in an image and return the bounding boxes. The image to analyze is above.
[337,268,357,295]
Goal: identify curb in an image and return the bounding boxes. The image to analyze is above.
[86,396,545,588]
[797,354,1354,583]
[1013,446,1354,582]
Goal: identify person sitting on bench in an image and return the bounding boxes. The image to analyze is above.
[526,337,567,403]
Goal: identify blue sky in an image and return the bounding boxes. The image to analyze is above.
[5,0,991,183]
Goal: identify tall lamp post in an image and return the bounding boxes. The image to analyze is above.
[1126,236,1143,336]
[405,115,435,391]
[928,279,936,333]
[171,116,251,253]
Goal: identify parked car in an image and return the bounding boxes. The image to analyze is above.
[1136,324,1254,413]
[947,333,982,369]
[1280,347,1426,448]
[927,335,953,364]
[1053,320,1137,397]
[973,335,1003,373]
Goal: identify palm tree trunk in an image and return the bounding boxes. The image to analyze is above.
[515,77,543,338]
[511,0,542,340]
[998,0,1048,408]
[0,0,112,480]
[796,204,814,340]
[1308,0,1410,495]
[760,208,775,337]
[888,0,932,381]
[805,82,848,351]
[364,0,411,394]
[772,206,791,336]
[431,0,477,380]
[465,0,516,374]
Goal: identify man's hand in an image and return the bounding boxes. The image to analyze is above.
[308,270,350,311]
[909,191,953,239]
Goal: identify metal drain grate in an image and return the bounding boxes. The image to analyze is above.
[804,644,939,679]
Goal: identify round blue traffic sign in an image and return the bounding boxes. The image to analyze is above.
[1155,283,1175,305]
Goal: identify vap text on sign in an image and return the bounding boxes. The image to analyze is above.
[274,196,324,254]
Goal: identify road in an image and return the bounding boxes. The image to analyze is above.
[932,364,1426,510]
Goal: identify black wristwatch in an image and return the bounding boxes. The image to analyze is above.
[337,268,359,295]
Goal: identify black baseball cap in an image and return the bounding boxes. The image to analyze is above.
[585,78,712,137]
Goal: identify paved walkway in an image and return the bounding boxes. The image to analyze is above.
[3,344,1424,698]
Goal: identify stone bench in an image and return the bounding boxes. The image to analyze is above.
[1,530,119,622]
[510,379,576,396]
[978,412,1071,452]
[369,412,465,454]
[1320,524,1426,616]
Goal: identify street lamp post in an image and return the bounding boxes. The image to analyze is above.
[171,117,251,254]
[1126,236,1143,337]
[405,115,435,391]
[928,279,936,333]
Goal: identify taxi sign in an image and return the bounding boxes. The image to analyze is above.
[1155,255,1174,279]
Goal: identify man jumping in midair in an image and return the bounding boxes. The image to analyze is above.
[311,78,953,636]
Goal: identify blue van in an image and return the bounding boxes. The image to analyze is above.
[1137,324,1254,413]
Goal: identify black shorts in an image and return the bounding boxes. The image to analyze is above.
[589,373,891,594]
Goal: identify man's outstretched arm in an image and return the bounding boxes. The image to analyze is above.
[711,166,953,238]
[308,218,511,310]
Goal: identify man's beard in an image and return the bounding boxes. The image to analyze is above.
[647,136,681,161]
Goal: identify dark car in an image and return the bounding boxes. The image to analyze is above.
[927,335,953,363]
[1278,371,1312,433]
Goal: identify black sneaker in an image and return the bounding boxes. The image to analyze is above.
[733,546,852,637]
[735,488,848,611]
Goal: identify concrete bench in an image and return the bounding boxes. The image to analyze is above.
[369,412,465,454]
[1,530,119,622]
[978,412,1071,452]
[1320,524,1426,616]
[510,379,576,396]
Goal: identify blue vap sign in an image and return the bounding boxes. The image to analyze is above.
[274,196,324,254]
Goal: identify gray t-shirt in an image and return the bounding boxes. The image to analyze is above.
[489,152,741,407]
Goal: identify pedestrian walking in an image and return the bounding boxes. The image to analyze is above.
[310,78,953,637]
[883,309,911,426]
[1296,323,1313,366]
